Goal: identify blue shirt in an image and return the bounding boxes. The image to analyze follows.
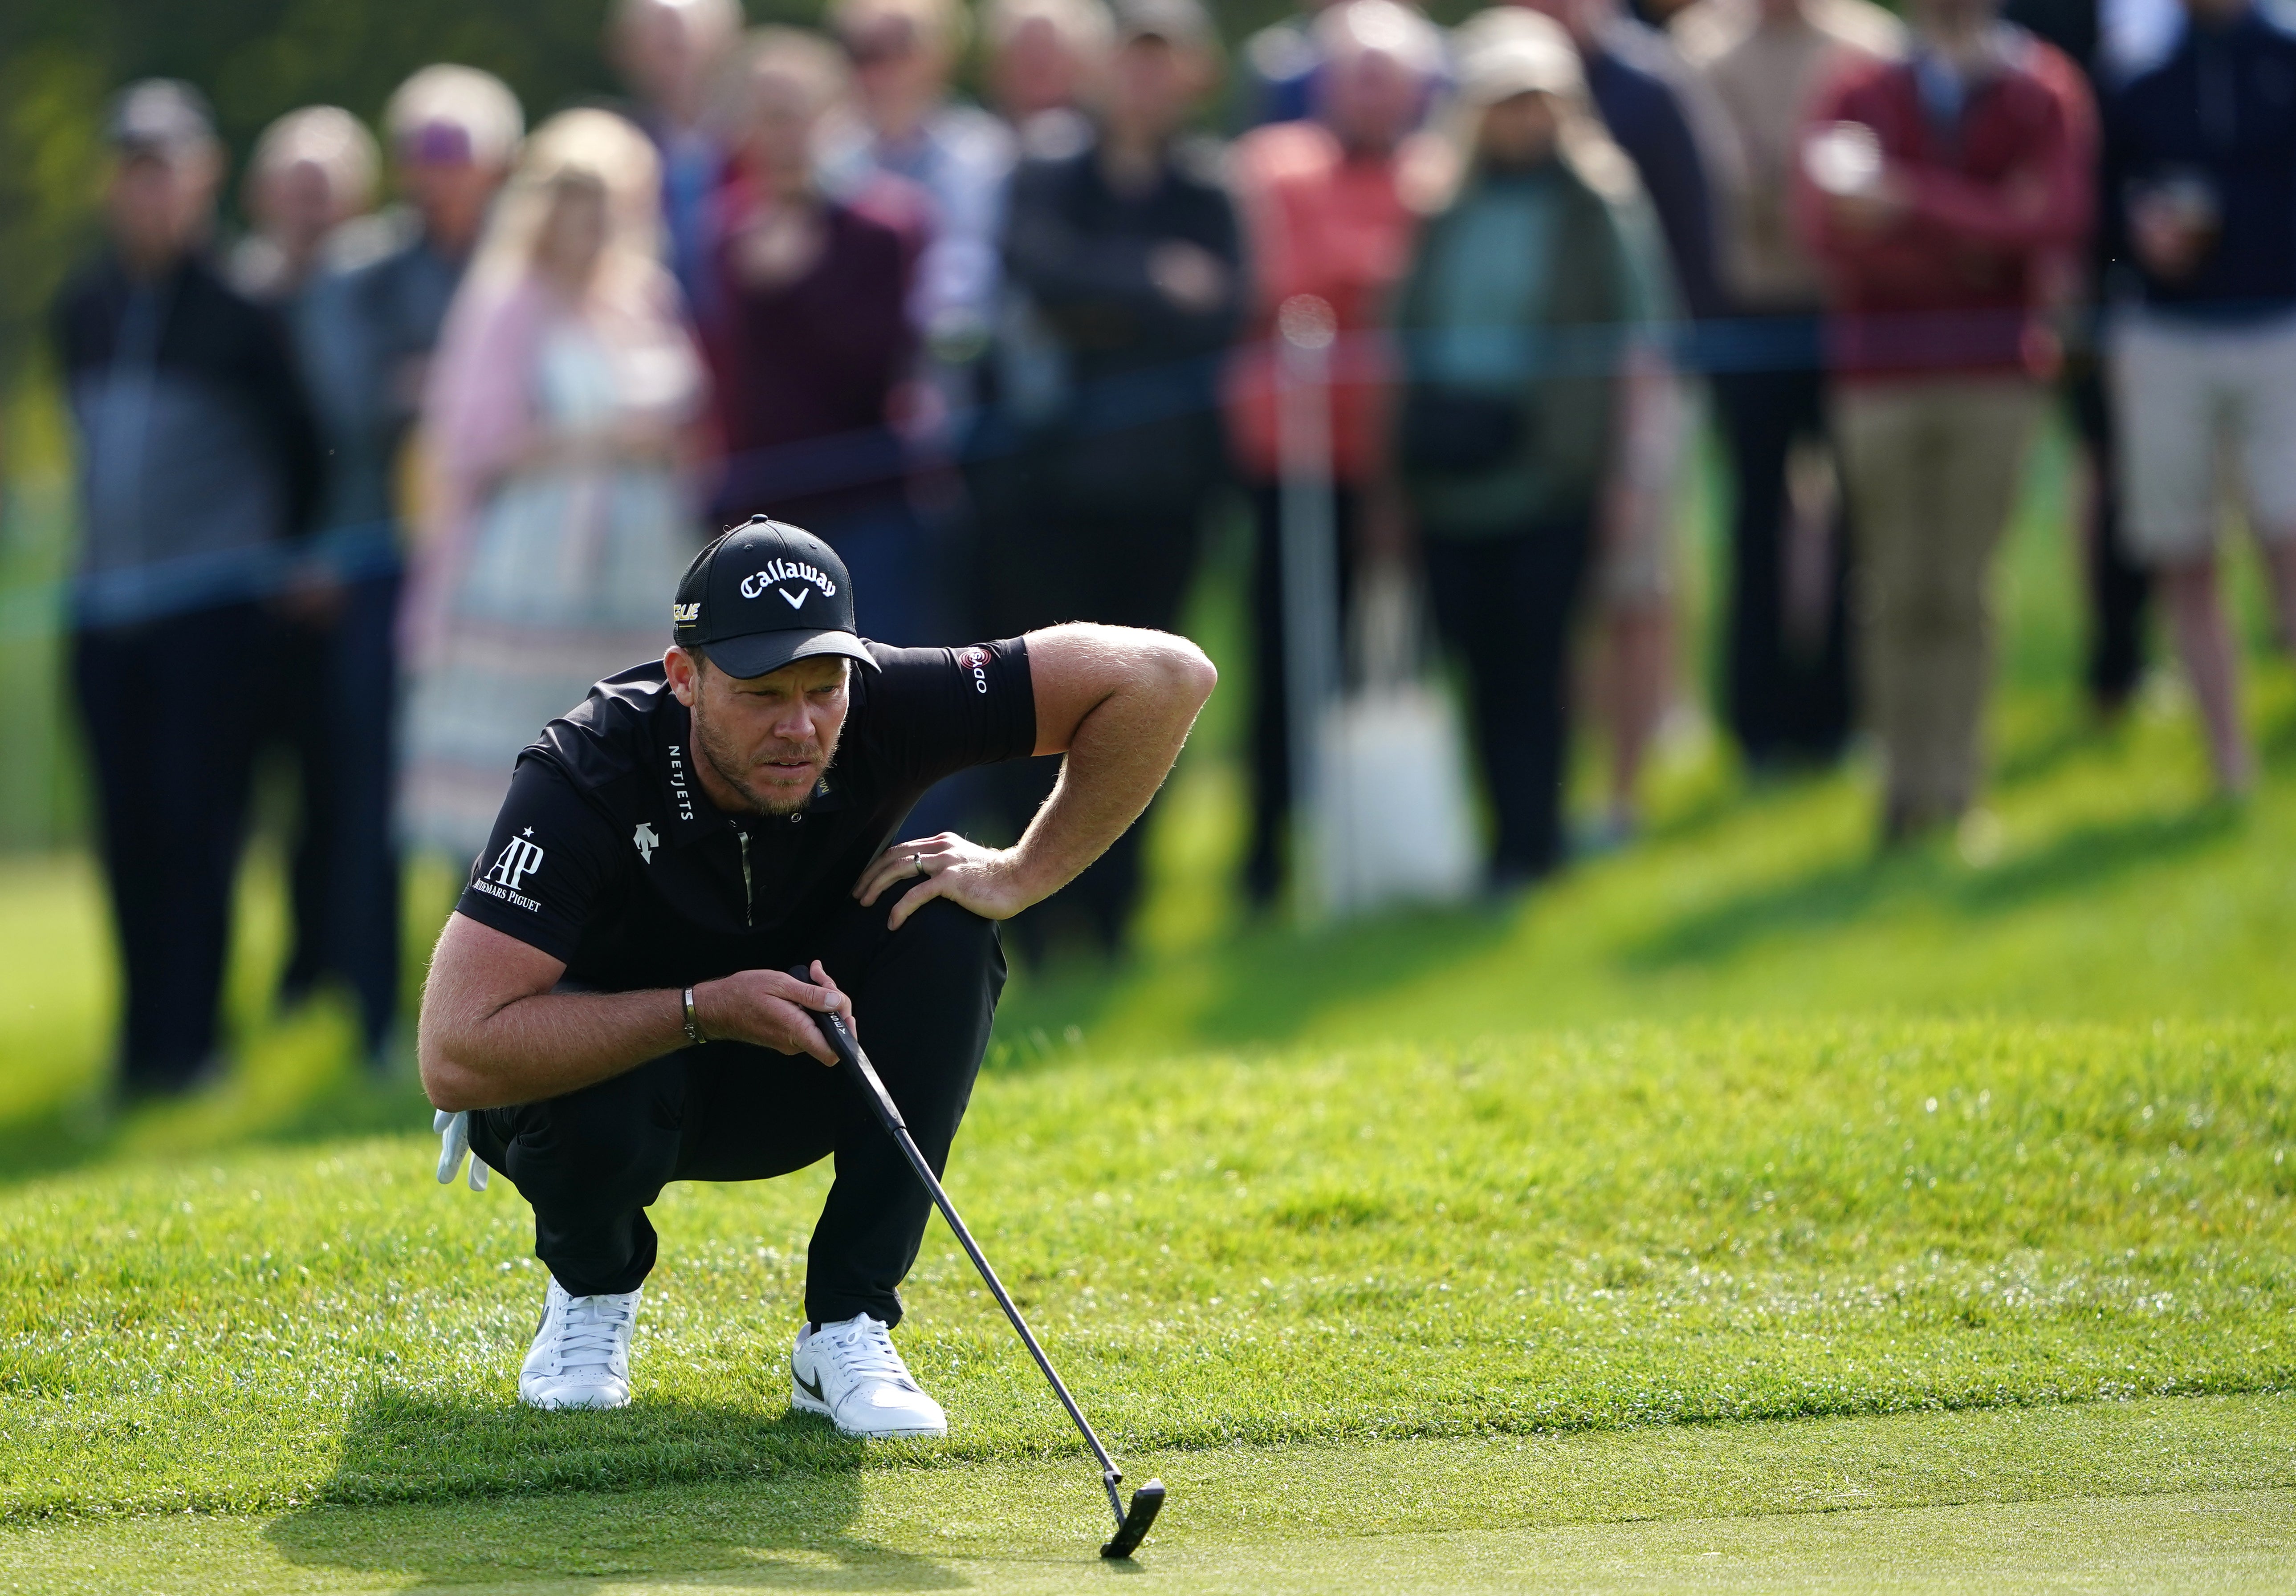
[299,211,466,558]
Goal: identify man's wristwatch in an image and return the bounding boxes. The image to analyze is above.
[682,986,708,1048]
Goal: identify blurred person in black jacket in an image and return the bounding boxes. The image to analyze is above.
[975,0,1241,957]
[259,68,522,1068]
[2003,0,2156,718]
[54,81,324,1096]
[2100,0,2296,792]
[233,106,394,1062]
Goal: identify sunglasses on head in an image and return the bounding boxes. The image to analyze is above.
[400,121,475,167]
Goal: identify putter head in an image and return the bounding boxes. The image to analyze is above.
[1099,1479,1165,1559]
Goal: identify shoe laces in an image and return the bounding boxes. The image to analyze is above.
[552,1291,636,1374]
[814,1314,918,1390]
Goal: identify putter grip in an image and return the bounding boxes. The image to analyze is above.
[785,965,907,1130]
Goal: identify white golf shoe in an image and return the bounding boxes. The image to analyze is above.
[790,1313,947,1438]
[518,1278,640,1410]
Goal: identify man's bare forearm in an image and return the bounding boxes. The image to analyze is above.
[419,915,849,1110]
[416,915,685,1110]
[1011,638,1215,905]
[422,984,686,1113]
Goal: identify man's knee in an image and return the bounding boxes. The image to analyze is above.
[895,896,1001,962]
[826,895,1005,998]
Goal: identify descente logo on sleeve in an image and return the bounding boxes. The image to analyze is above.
[739,560,838,609]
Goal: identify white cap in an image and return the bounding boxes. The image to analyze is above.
[1454,9,1585,104]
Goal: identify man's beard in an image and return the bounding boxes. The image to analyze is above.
[690,694,842,817]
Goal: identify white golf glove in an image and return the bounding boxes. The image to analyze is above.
[433,1109,489,1190]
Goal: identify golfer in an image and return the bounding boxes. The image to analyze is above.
[418,516,1215,1434]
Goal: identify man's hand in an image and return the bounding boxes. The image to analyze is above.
[855,833,1031,930]
[693,959,853,1066]
[2130,196,2214,282]
[1148,240,1231,314]
[1827,181,1906,236]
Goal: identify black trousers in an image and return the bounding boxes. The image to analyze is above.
[1423,516,1594,885]
[468,897,1006,1327]
[277,569,402,1052]
[76,604,272,1088]
[1245,482,1361,909]
[1712,352,1856,764]
[2065,355,2150,708]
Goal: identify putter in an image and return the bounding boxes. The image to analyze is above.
[790,968,1165,1559]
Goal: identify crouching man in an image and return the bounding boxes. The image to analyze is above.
[418,518,1215,1434]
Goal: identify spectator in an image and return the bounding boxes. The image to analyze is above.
[267,67,521,1064]
[233,108,379,301]
[820,0,1015,386]
[1394,18,1658,887]
[1493,0,1729,318]
[980,0,1242,954]
[1471,0,1722,841]
[611,0,744,331]
[1679,0,1899,772]
[399,110,706,862]
[986,0,1115,148]
[2103,0,2296,794]
[2001,0,2157,717]
[1226,0,1444,909]
[1795,0,2093,841]
[235,106,400,1061]
[706,28,929,641]
[1237,0,1352,128]
[55,81,324,1096]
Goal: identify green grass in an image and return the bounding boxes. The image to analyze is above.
[3,1015,2294,1523]
[5,1399,2296,1592]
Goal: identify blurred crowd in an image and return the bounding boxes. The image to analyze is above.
[53,0,2296,1092]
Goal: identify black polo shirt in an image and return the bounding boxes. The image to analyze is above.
[456,639,1035,990]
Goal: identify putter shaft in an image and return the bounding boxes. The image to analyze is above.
[793,977,1157,1550]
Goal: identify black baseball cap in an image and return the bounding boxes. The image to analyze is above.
[672,518,878,679]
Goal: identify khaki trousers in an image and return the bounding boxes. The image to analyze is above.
[1834,378,2043,825]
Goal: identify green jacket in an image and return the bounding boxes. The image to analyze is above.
[1394,160,1642,537]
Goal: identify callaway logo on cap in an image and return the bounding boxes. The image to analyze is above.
[672,517,878,679]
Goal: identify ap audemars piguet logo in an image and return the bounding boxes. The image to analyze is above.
[484,831,545,891]
[472,828,546,912]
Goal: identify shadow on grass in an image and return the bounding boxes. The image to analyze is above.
[1992,713,2109,789]
[266,1386,966,1591]
[1626,802,2239,972]
[993,896,1517,1062]
[0,1060,433,1187]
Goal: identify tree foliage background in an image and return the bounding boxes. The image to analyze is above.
[0,0,1311,410]
[2,0,634,403]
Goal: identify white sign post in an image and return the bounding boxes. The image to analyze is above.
[1275,294,1340,923]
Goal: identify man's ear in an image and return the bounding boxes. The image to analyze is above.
[665,646,703,707]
